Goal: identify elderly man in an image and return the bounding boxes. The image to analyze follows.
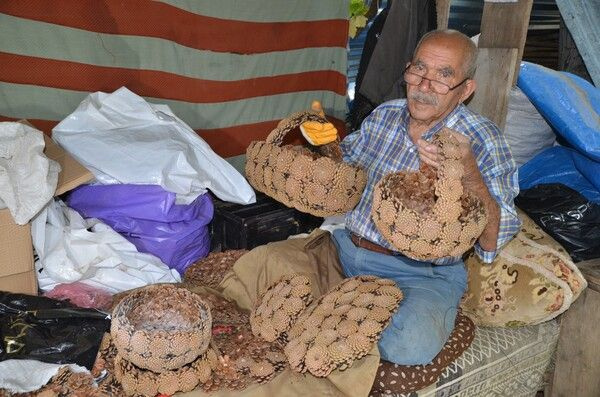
[331,29,521,365]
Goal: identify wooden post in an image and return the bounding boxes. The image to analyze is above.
[436,0,451,30]
[467,48,518,131]
[551,259,600,397]
[478,0,534,86]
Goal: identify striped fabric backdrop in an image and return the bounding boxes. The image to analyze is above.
[0,1,348,157]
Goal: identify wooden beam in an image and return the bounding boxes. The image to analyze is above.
[478,0,533,85]
[436,0,451,30]
[467,47,518,131]
[556,0,600,87]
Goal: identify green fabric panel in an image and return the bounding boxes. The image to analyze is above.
[0,14,347,81]
[0,82,347,129]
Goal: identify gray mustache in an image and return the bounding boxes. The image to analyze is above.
[409,92,438,106]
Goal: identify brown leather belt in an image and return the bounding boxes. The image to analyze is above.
[350,232,398,256]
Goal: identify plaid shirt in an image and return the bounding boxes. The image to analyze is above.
[341,99,521,264]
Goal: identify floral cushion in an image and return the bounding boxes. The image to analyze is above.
[461,209,587,327]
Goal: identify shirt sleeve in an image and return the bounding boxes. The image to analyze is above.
[339,109,378,167]
[471,123,522,263]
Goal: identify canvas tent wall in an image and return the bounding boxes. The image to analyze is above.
[0,1,348,158]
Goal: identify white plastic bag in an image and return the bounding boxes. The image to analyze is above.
[31,199,181,294]
[504,87,556,167]
[52,87,256,205]
[0,122,60,224]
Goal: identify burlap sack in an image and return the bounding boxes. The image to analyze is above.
[181,229,380,397]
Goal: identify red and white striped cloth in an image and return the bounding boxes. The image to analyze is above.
[0,0,348,157]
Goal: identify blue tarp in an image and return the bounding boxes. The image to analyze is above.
[519,146,600,203]
[517,62,600,202]
[518,62,600,161]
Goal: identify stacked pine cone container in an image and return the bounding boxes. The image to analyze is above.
[110,284,213,396]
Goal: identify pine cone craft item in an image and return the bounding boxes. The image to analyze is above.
[184,249,248,289]
[284,275,403,378]
[110,284,212,373]
[245,110,367,217]
[371,127,488,260]
[114,352,213,396]
[250,274,313,343]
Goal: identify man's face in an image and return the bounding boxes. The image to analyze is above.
[406,37,474,126]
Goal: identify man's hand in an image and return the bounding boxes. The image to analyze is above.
[300,100,338,146]
[416,129,472,170]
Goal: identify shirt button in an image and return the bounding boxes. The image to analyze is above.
[409,148,415,153]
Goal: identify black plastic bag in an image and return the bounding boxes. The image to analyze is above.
[0,292,110,370]
[515,183,600,262]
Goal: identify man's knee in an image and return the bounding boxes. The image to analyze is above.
[377,306,454,365]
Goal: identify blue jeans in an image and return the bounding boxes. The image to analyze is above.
[332,229,467,365]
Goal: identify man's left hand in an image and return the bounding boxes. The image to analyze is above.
[418,129,485,191]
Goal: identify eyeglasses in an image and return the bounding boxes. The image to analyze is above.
[403,64,469,95]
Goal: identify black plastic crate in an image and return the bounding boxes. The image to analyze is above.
[210,192,323,252]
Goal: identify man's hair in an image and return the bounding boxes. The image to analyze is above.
[414,29,478,79]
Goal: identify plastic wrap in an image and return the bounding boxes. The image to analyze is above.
[0,292,109,370]
[44,282,113,311]
[517,62,600,162]
[515,183,600,262]
[67,184,213,274]
[519,146,600,203]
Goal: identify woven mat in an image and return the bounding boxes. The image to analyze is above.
[369,312,475,396]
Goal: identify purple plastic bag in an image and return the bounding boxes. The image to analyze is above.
[67,185,213,274]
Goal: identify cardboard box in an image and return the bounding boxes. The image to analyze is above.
[0,127,93,294]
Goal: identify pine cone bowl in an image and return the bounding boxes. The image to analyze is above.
[110,283,212,373]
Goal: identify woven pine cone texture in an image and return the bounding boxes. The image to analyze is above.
[184,249,248,289]
[371,128,488,260]
[284,275,403,378]
[250,274,313,343]
[115,351,215,396]
[110,284,212,373]
[245,111,367,217]
[89,288,287,396]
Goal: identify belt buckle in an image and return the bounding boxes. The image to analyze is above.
[356,234,364,247]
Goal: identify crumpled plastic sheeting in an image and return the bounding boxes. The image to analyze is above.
[31,199,181,294]
[0,122,60,224]
[517,61,600,162]
[52,87,256,205]
[0,359,88,393]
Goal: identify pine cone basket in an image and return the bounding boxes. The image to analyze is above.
[245,111,367,217]
[284,275,403,377]
[110,284,212,373]
[371,128,488,260]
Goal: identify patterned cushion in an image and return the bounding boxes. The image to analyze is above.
[461,209,587,327]
[370,312,475,395]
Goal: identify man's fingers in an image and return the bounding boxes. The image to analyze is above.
[417,147,440,168]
